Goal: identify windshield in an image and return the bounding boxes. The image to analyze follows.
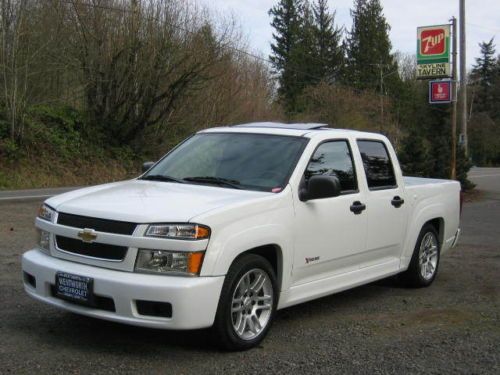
[143,132,308,192]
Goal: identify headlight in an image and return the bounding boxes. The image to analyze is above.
[38,204,55,222]
[37,229,51,253]
[135,249,204,275]
[145,224,210,240]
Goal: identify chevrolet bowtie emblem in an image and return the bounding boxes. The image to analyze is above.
[77,228,97,243]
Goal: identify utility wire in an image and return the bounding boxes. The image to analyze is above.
[466,22,500,34]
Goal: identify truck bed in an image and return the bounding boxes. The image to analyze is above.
[403,176,461,255]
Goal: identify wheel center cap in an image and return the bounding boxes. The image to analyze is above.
[243,297,252,308]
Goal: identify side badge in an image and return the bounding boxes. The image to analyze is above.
[305,256,320,264]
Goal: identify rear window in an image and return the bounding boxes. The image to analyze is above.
[357,140,397,190]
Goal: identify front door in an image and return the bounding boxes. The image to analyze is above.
[292,139,368,285]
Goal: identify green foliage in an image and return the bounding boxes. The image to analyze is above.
[23,105,85,161]
[457,146,475,190]
[398,130,433,177]
[468,38,500,166]
[468,113,500,166]
[269,0,344,115]
[269,0,307,114]
[310,0,344,83]
[471,38,497,114]
[0,118,9,139]
[0,138,22,161]
[345,0,400,93]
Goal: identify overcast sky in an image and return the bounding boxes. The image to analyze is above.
[199,0,500,70]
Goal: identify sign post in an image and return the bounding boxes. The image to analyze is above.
[417,21,456,180]
[449,17,457,180]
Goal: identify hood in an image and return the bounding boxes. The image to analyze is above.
[46,179,271,223]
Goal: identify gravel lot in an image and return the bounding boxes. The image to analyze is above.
[1,170,499,374]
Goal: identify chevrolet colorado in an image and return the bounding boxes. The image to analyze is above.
[22,122,461,350]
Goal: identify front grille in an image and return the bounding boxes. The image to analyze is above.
[56,236,128,261]
[57,212,136,235]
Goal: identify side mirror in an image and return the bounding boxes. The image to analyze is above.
[299,175,341,202]
[142,161,155,173]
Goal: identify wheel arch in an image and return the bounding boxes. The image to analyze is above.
[232,244,283,291]
[402,204,445,266]
[425,217,445,247]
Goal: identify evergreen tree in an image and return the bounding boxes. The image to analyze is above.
[269,0,306,114]
[345,0,398,92]
[471,38,497,114]
[398,129,432,177]
[490,54,500,121]
[310,0,344,82]
[298,1,318,86]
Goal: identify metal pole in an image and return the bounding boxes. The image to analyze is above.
[380,64,383,132]
[450,17,458,180]
[459,0,468,155]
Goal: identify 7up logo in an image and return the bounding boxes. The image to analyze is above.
[421,29,446,55]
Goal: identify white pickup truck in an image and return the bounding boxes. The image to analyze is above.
[22,123,461,350]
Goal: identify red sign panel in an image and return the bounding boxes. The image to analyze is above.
[429,80,452,104]
[420,29,446,55]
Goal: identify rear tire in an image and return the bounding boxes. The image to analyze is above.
[400,224,440,288]
[213,254,277,351]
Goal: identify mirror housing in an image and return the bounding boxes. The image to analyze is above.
[142,161,155,173]
[299,175,341,201]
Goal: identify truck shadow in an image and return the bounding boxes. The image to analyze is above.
[18,276,405,354]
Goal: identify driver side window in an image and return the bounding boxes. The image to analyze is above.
[305,140,358,193]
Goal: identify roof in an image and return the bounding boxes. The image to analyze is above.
[233,122,328,131]
[199,122,383,139]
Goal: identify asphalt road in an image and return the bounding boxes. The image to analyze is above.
[0,186,78,202]
[0,170,498,374]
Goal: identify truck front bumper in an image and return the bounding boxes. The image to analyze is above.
[22,249,224,330]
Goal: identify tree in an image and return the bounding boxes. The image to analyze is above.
[489,54,500,121]
[66,0,223,145]
[310,0,344,83]
[269,0,306,114]
[345,0,398,92]
[398,129,432,177]
[471,38,497,114]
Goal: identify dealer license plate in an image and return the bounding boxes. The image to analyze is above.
[55,272,94,305]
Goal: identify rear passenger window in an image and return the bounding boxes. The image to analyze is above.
[357,140,397,189]
[305,140,357,193]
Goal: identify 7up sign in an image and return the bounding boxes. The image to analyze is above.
[417,24,451,79]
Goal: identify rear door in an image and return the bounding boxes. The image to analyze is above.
[356,139,408,267]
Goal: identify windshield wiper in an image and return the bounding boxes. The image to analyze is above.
[140,174,185,184]
[183,176,243,189]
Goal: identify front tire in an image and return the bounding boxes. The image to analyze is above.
[401,223,440,288]
[213,254,277,351]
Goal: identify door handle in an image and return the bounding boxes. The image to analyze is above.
[350,201,366,214]
[391,196,405,208]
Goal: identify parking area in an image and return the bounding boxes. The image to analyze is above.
[0,169,498,374]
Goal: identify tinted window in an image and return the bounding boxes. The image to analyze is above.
[357,140,397,189]
[144,133,307,192]
[305,141,357,192]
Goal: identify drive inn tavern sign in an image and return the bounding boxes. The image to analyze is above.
[417,24,451,79]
